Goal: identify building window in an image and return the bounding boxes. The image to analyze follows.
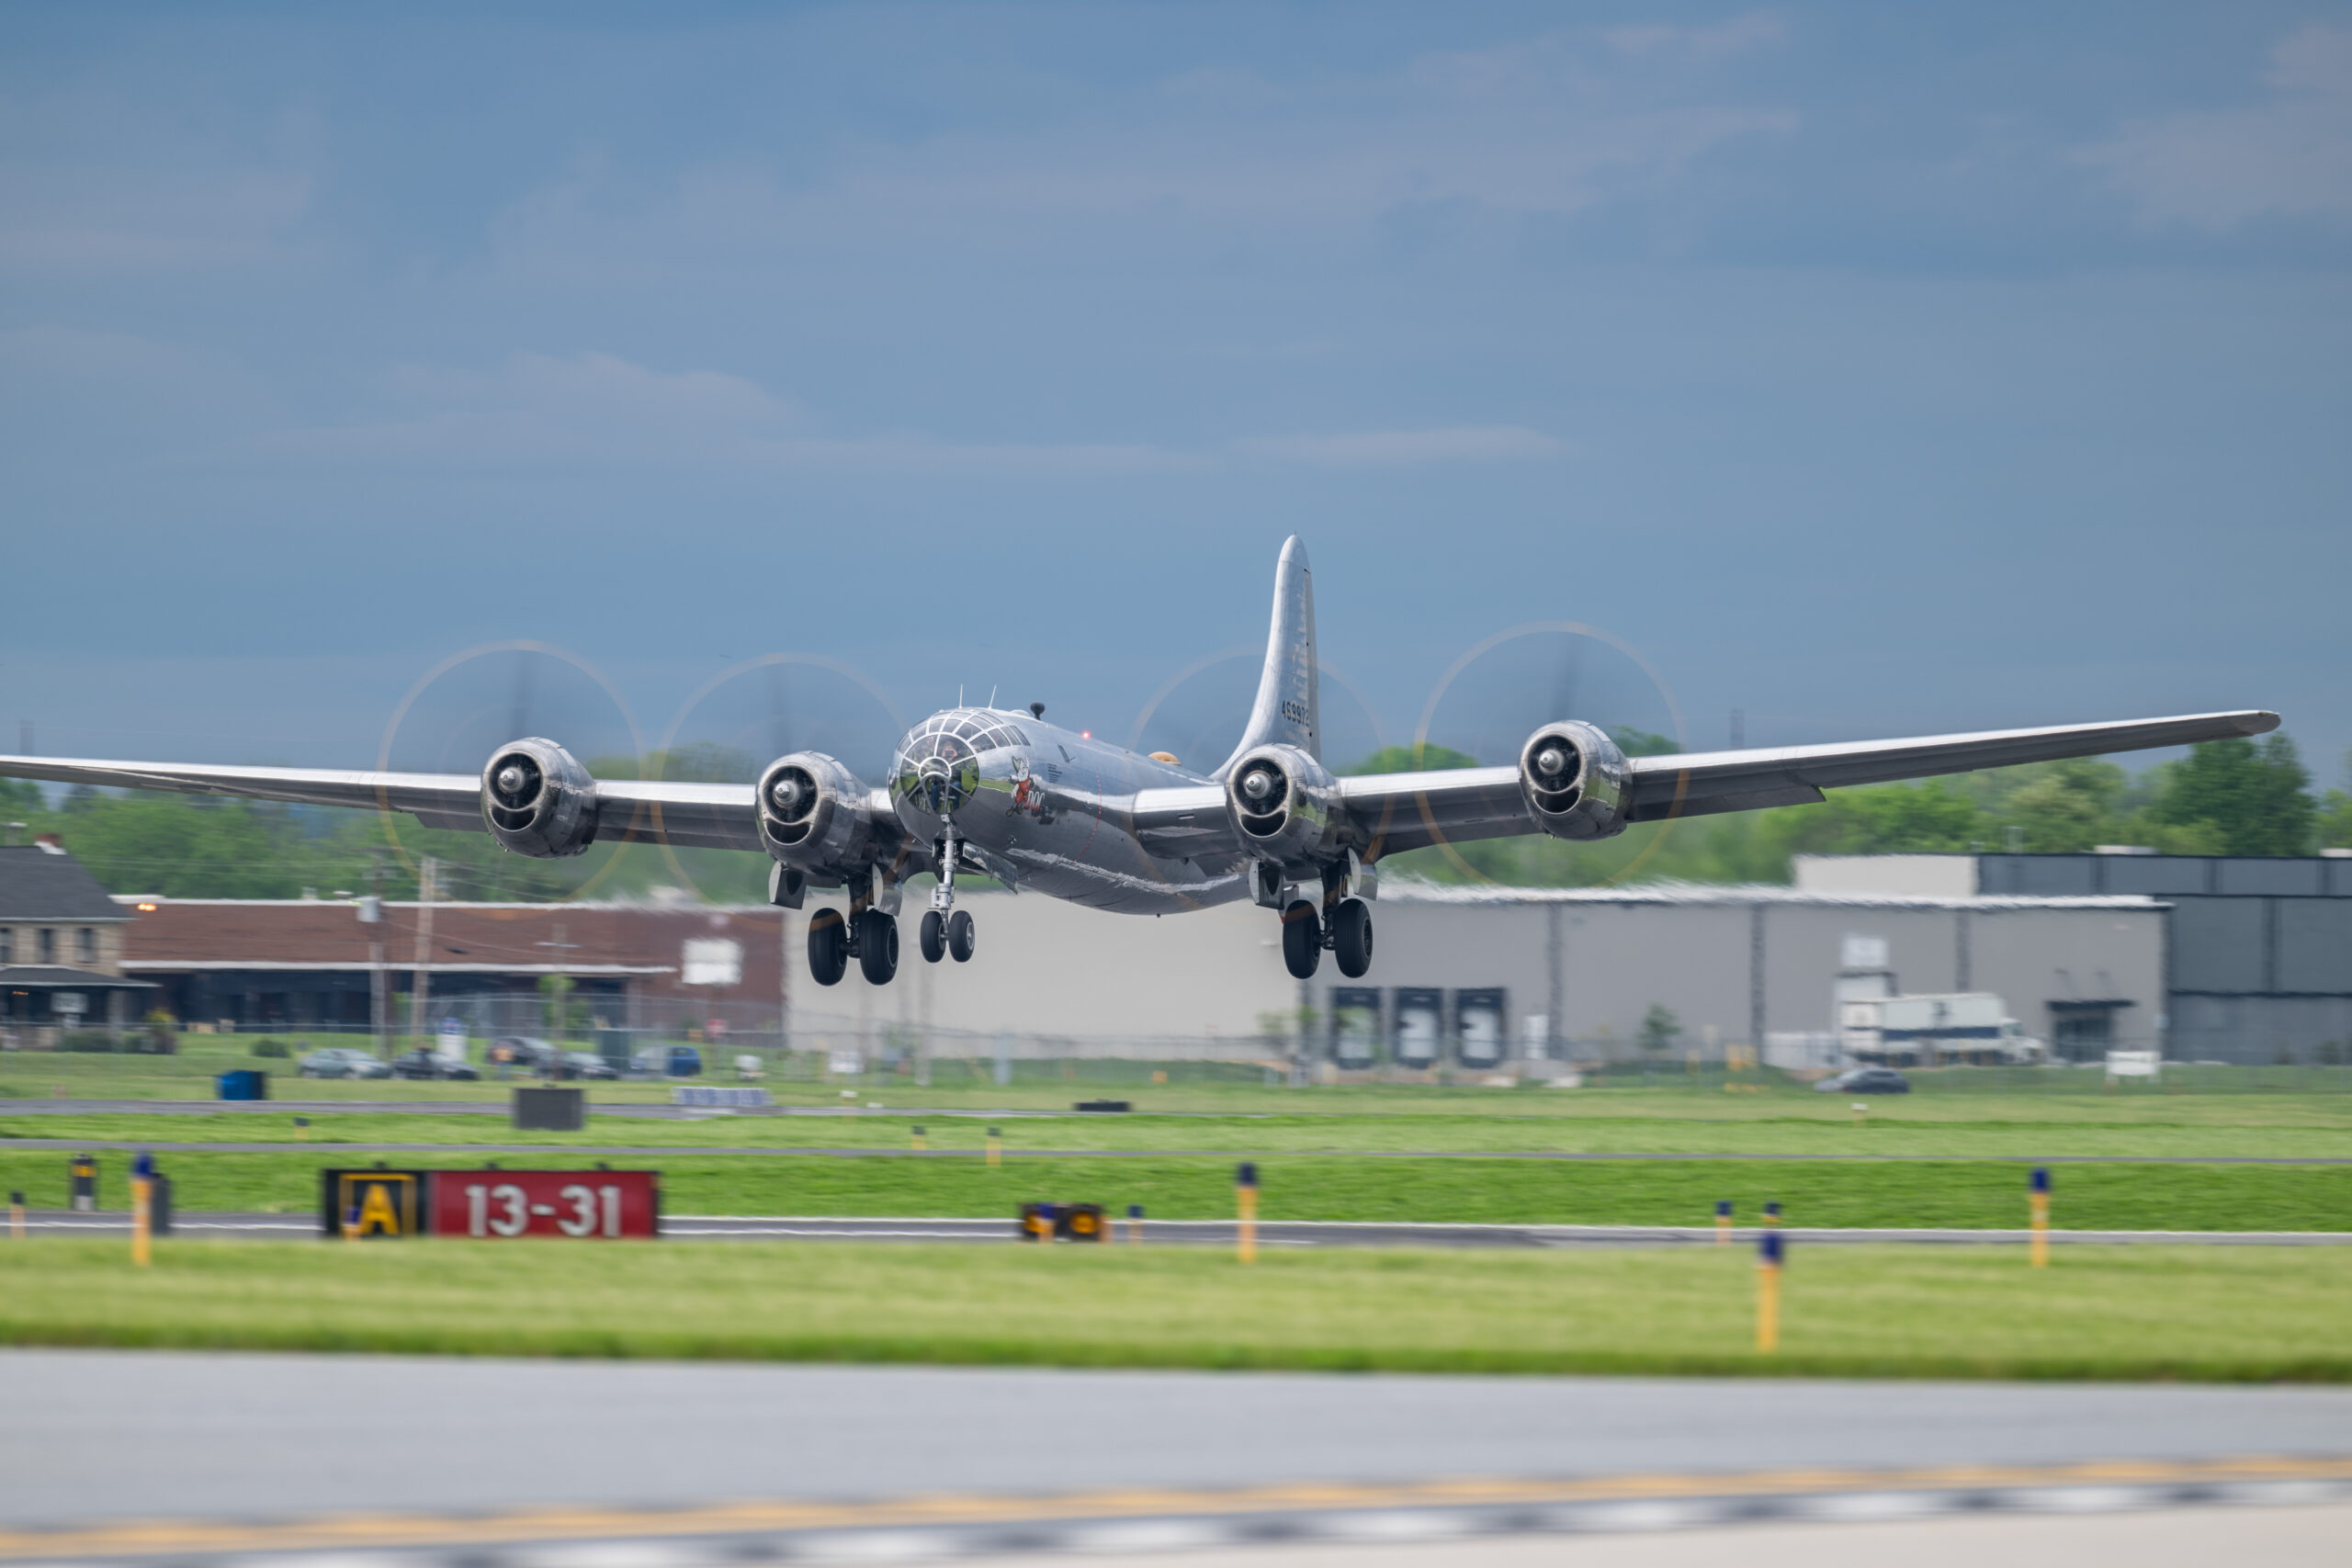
[38,929,55,964]
[76,928,96,964]
[0,928,12,964]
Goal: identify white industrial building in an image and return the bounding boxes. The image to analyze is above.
[791,875,2169,1073]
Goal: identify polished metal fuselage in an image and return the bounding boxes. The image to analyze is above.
[889,709,1250,915]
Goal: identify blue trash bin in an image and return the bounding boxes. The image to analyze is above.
[216,1069,269,1101]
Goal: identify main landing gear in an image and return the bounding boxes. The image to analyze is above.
[808,906,900,987]
[1280,894,1374,981]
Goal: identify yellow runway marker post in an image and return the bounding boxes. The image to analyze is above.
[2030,1166,2051,1268]
[294,1117,310,1142]
[8,1190,21,1239]
[1126,1203,1144,1245]
[1236,1162,1258,1264]
[130,1152,153,1269]
[1756,1229,1783,1354]
[986,1127,1001,1168]
[910,1125,926,1152]
[1762,1201,1781,1229]
[1713,1200,1731,1244]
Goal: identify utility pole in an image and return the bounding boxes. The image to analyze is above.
[365,848,388,1057]
[409,856,438,1050]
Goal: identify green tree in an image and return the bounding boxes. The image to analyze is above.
[1637,1004,1681,1058]
[2320,750,2352,852]
[1608,726,1680,758]
[2143,736,2316,856]
[1987,758,2127,852]
[1338,743,1480,775]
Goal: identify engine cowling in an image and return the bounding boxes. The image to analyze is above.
[1517,721,1632,840]
[1224,743,1343,871]
[755,751,879,873]
[481,739,600,858]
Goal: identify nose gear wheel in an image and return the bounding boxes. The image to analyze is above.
[947,909,976,963]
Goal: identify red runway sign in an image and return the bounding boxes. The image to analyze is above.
[427,1169,660,1239]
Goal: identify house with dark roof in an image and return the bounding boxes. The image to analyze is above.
[0,836,153,1044]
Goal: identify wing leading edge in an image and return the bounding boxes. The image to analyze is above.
[1334,709,2278,857]
[0,754,763,852]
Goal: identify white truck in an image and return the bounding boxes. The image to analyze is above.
[1838,992,2048,1066]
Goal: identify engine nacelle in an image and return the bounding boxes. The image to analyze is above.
[1518,722,1632,840]
[755,751,879,873]
[1225,743,1343,871]
[481,739,600,858]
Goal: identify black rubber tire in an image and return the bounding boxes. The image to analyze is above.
[807,908,850,987]
[1281,899,1322,979]
[858,908,900,985]
[947,909,976,963]
[919,909,946,964]
[1332,897,1374,978]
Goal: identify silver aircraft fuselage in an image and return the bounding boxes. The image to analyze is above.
[888,708,1243,914]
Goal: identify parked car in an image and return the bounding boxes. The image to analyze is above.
[1815,1066,1912,1095]
[665,1044,704,1077]
[298,1046,391,1080]
[390,1047,480,1081]
[490,1035,558,1070]
[562,1051,620,1081]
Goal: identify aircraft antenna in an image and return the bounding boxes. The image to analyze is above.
[988,684,998,710]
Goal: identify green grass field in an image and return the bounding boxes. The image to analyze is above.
[9,1099,2352,1157]
[3,1238,2346,1381]
[6,1148,2347,1229]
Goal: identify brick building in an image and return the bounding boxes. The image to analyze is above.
[0,839,154,1044]
[119,897,788,1041]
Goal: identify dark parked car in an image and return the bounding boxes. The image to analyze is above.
[562,1051,620,1081]
[390,1048,480,1081]
[298,1046,391,1080]
[1815,1066,1912,1094]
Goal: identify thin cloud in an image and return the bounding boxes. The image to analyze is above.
[256,350,1201,475]
[2078,24,2352,229]
[254,350,1554,476]
[1239,426,1567,467]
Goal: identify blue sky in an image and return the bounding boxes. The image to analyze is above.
[3,3,2347,784]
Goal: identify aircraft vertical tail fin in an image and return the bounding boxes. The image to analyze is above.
[1218,536,1319,776]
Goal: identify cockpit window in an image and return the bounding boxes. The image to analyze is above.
[899,710,1027,757]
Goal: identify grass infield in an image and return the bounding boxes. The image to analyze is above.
[4,1148,2348,1230]
[9,1097,2352,1158]
[2,1237,2346,1382]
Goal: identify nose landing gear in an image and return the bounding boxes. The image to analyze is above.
[922,828,978,964]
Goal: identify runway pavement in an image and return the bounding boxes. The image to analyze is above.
[17,1209,2352,1246]
[1,1351,2348,1562]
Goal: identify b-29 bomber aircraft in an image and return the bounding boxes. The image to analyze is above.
[0,538,2278,987]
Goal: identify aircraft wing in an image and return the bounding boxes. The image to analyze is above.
[1336,709,2279,857]
[0,754,764,852]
